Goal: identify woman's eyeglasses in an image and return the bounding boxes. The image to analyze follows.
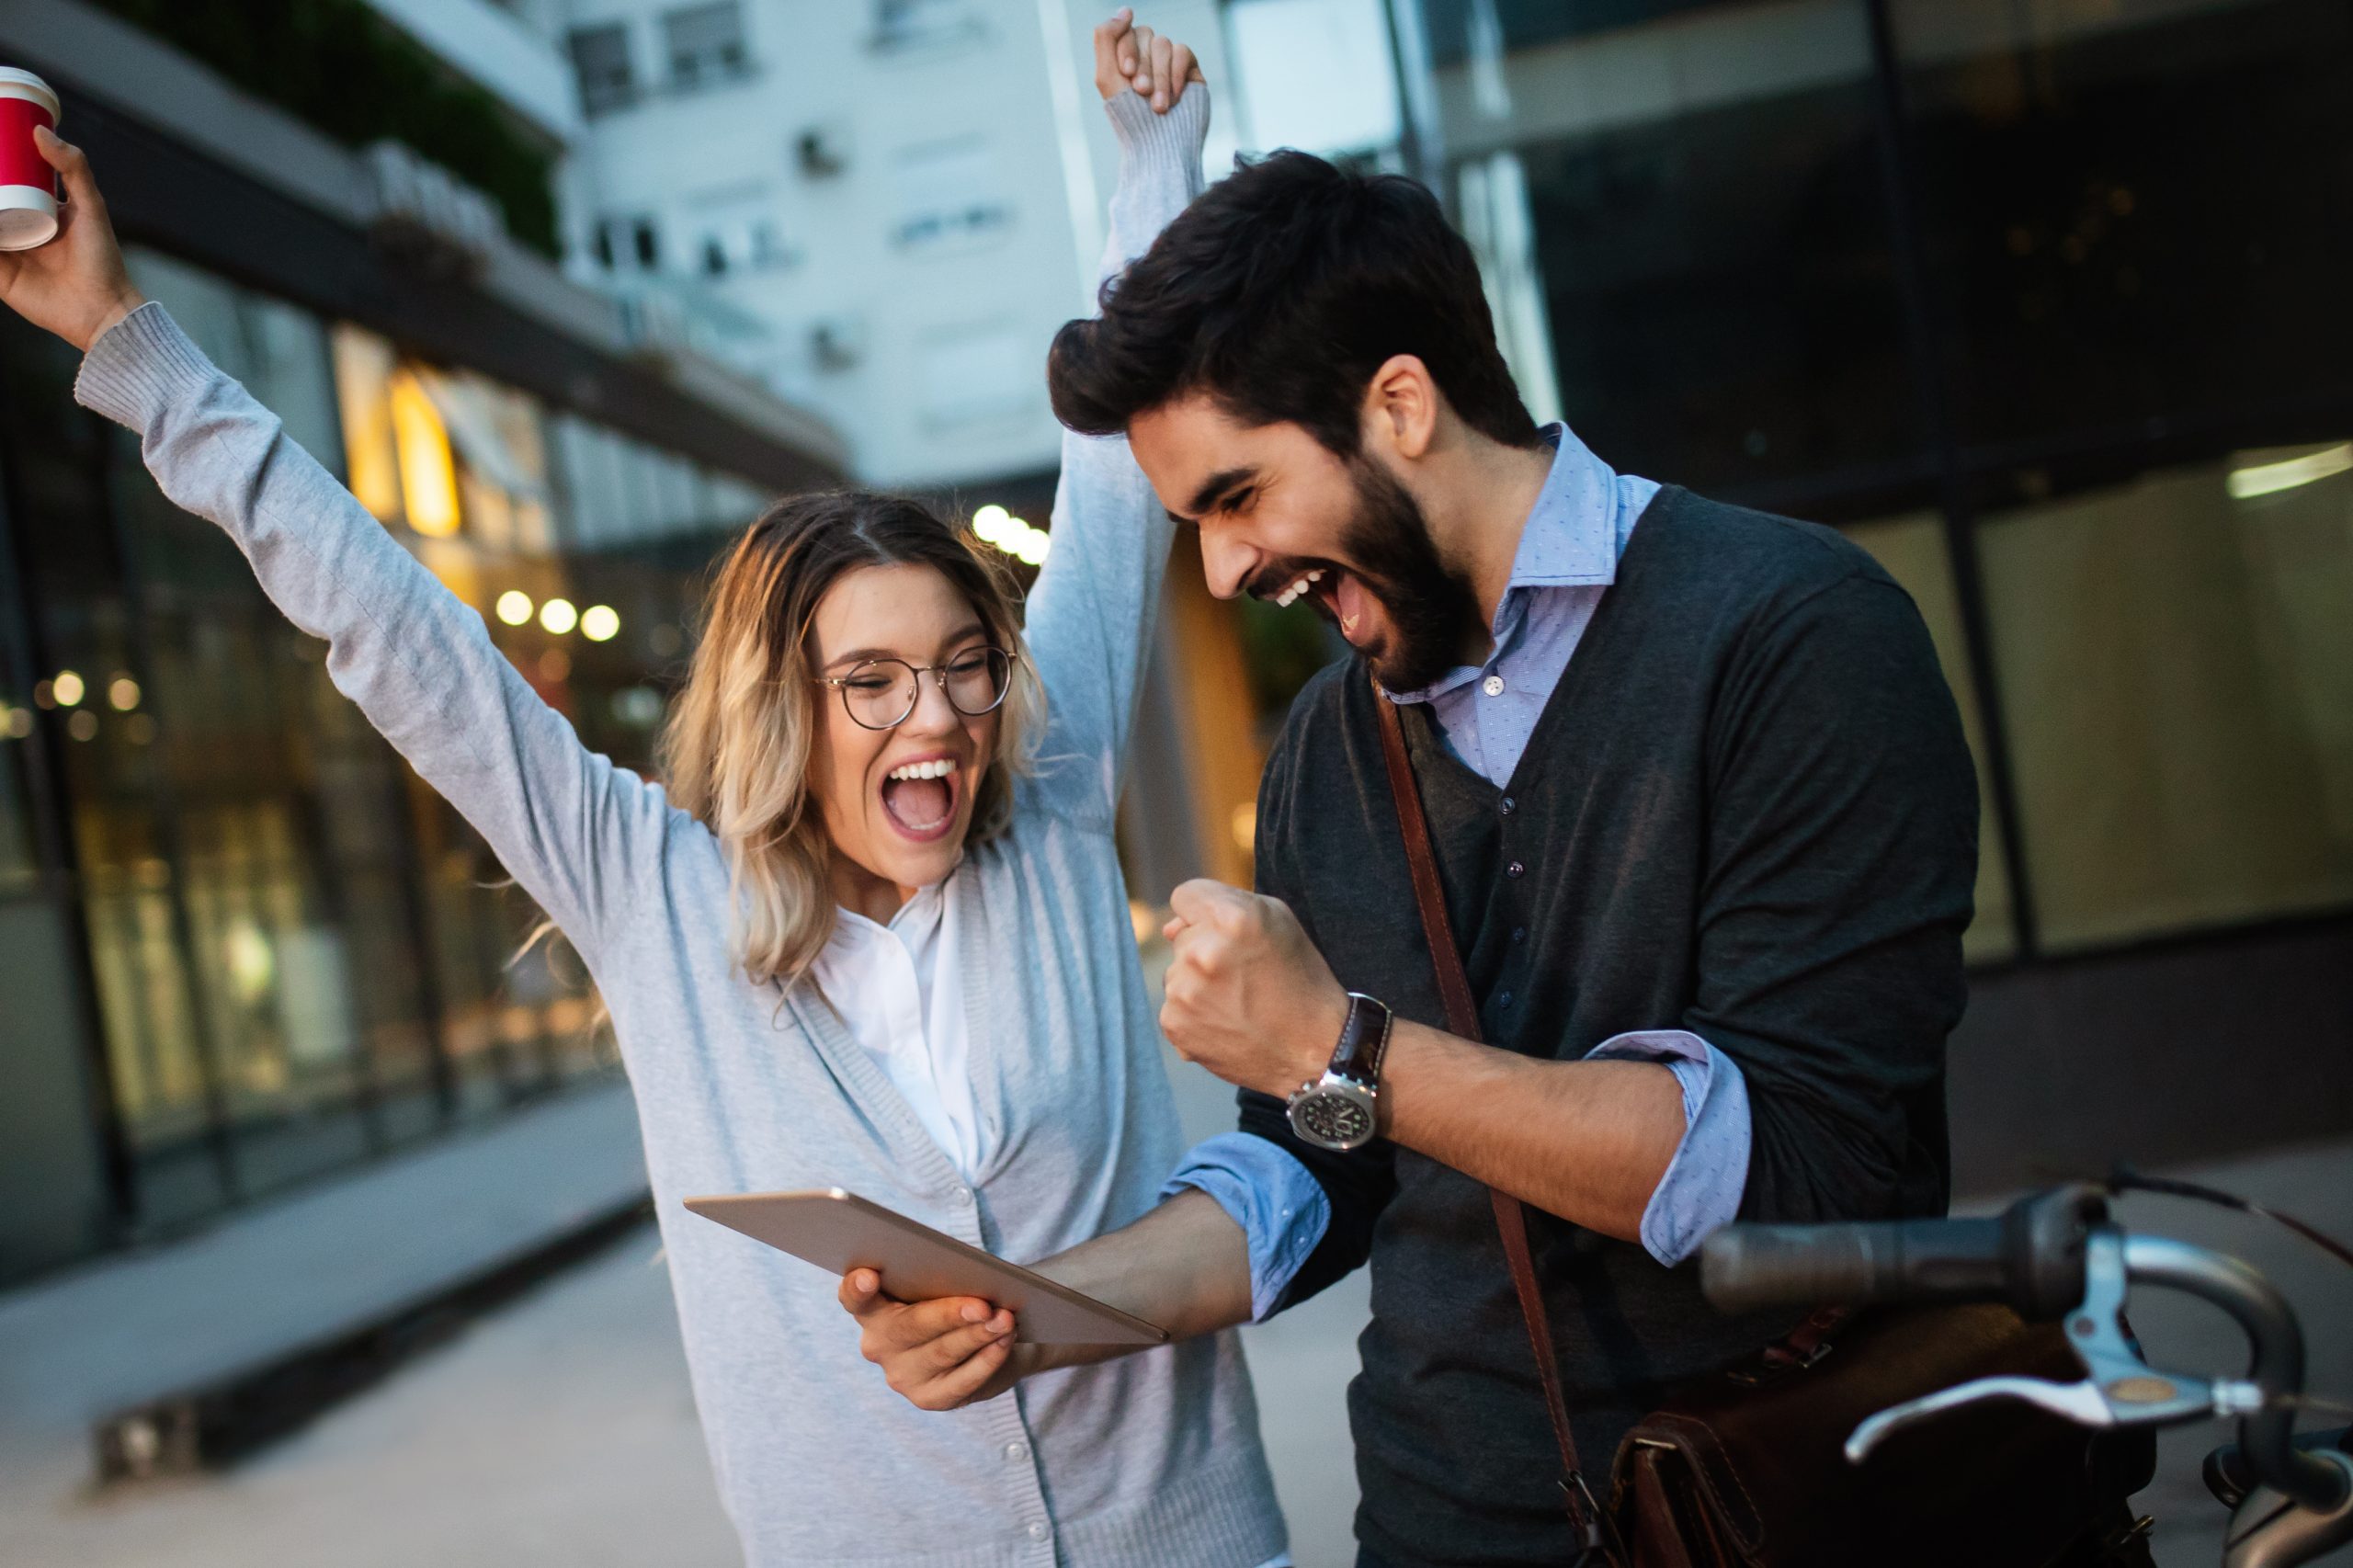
[814,647,1016,731]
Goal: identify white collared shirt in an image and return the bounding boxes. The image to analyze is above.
[811,877,988,1178]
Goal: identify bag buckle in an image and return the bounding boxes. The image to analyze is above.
[1563,1471,1631,1568]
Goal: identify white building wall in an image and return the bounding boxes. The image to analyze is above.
[354,0,1235,489]
[548,0,1230,489]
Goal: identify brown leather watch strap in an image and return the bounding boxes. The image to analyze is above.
[1370,681,1601,1540]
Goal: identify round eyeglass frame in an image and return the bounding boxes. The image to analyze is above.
[813,648,1017,731]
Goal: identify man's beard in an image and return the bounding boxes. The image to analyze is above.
[1339,459,1484,692]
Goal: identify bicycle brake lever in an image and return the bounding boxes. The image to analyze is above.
[1847,1374,2117,1461]
[1847,1226,2252,1464]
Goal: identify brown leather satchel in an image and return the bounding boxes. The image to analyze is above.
[1369,687,2153,1567]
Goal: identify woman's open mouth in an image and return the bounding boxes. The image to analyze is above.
[880,756,961,843]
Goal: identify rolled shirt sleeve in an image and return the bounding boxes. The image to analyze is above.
[1585,1028,1751,1266]
[1163,1132,1332,1322]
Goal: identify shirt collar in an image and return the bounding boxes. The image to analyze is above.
[1501,423,1622,592]
[1383,422,1623,704]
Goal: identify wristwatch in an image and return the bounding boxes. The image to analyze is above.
[1285,993,1394,1152]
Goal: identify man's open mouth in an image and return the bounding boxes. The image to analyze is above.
[880,756,961,842]
[1264,563,1376,645]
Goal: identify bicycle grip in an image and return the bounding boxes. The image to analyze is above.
[1699,1217,2007,1315]
[1699,1187,2104,1321]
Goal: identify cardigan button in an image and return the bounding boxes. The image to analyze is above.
[951,1186,973,1206]
[1027,1521,1049,1540]
[1499,796,1516,815]
[1506,860,1525,879]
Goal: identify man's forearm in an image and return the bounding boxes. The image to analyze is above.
[1380,1020,1686,1242]
[1012,1189,1255,1378]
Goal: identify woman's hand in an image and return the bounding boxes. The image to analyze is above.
[0,128,144,352]
[838,1267,1030,1411]
[1094,7,1206,113]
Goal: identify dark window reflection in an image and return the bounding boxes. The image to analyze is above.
[1893,0,2353,450]
[1423,0,1726,62]
[1491,4,1921,495]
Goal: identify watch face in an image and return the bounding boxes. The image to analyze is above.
[1292,1087,1376,1150]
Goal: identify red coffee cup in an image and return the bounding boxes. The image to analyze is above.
[0,67,61,251]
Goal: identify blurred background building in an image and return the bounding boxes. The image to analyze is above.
[0,3,2348,1559]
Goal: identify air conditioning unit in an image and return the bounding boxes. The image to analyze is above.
[797,121,851,178]
[810,313,867,370]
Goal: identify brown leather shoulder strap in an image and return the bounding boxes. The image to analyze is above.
[1370,682,1596,1528]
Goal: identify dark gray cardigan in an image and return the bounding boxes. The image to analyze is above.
[1241,485,1980,1568]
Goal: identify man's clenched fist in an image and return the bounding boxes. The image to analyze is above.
[1159,880,1349,1098]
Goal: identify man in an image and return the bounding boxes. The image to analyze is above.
[844,142,1978,1567]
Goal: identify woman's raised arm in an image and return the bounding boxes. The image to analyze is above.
[17,131,668,963]
[1018,17,1208,826]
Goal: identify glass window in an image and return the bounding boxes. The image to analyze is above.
[0,895,112,1285]
[330,324,404,524]
[871,0,983,53]
[127,248,344,470]
[1,304,237,1226]
[1450,1,1922,494]
[664,2,750,90]
[1891,0,2353,449]
[892,138,1011,253]
[1840,514,2018,963]
[1976,446,2353,950]
[0,684,34,900]
[568,23,638,116]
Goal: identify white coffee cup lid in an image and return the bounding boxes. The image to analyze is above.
[0,68,59,120]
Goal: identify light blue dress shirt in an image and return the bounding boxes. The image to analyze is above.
[1165,425,1753,1319]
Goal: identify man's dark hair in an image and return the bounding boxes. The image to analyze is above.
[1048,151,1541,456]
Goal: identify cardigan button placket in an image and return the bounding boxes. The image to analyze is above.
[992,1303,1051,1565]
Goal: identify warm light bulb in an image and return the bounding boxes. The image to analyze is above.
[581,605,620,642]
[51,670,85,707]
[108,676,141,711]
[972,505,1009,542]
[540,597,578,635]
[495,590,534,626]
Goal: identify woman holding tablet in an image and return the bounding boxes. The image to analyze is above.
[5,14,1286,1567]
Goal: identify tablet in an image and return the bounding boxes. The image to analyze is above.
[683,1187,1169,1346]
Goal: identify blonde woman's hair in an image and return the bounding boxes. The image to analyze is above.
[658,491,1044,990]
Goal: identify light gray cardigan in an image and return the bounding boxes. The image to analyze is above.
[75,89,1287,1568]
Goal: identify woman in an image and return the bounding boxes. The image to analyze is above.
[6,16,1287,1568]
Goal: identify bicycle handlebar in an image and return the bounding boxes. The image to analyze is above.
[1698,1186,2104,1323]
[1697,1187,2353,1523]
[2120,1233,2346,1515]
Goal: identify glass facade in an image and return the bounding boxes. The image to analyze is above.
[0,246,774,1282]
[1373,0,2353,967]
